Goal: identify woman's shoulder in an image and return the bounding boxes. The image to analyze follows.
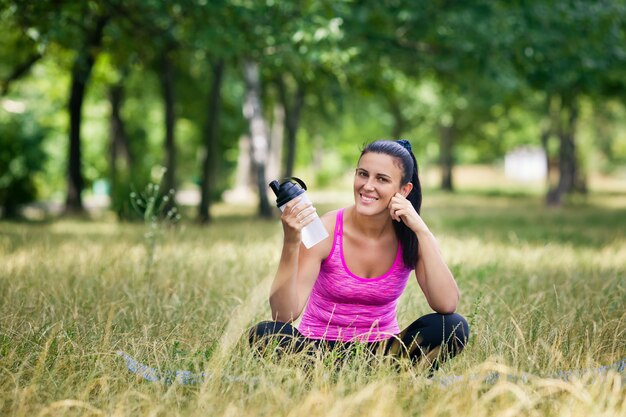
[303,208,342,261]
[320,208,341,220]
[319,207,345,232]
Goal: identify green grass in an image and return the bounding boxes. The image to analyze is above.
[1,192,625,416]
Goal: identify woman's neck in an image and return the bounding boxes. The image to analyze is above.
[346,205,394,240]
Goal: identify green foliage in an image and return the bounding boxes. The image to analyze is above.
[0,6,41,87]
[586,100,626,173]
[110,169,150,220]
[2,0,626,214]
[129,167,181,277]
[0,109,46,217]
[506,1,626,98]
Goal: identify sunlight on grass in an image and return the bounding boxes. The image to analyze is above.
[0,192,625,416]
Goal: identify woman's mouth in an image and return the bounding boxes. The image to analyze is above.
[360,194,378,203]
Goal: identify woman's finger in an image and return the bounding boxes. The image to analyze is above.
[283,204,315,231]
[283,201,310,220]
[390,207,400,222]
[389,203,406,216]
[292,205,313,223]
[294,205,315,220]
[299,211,318,227]
[284,197,302,212]
[298,207,318,224]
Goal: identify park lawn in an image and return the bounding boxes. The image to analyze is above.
[0,192,625,417]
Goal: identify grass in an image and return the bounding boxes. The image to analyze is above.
[1,191,625,416]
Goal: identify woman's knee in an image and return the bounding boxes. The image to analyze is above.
[418,312,469,350]
[249,320,279,344]
[248,320,297,345]
[441,313,470,351]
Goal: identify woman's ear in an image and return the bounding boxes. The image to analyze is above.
[401,182,413,197]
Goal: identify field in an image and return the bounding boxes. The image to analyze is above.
[1,190,625,416]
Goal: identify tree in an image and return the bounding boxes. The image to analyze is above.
[180,0,236,223]
[66,14,109,213]
[5,2,112,213]
[198,59,225,223]
[275,73,305,179]
[242,60,272,217]
[0,5,44,96]
[337,1,516,190]
[504,0,626,204]
[102,1,187,217]
[0,110,46,218]
[159,46,177,197]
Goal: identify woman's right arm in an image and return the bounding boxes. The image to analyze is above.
[269,198,330,322]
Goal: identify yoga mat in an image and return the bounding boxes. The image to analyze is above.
[117,351,626,387]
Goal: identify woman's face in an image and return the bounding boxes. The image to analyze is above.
[353,152,410,215]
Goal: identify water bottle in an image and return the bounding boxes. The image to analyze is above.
[269,177,329,249]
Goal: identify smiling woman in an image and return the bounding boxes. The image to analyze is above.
[248,140,469,369]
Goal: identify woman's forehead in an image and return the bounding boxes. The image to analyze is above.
[357,152,403,176]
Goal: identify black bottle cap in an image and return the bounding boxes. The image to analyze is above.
[269,177,307,207]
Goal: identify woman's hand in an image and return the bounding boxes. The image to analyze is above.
[281,197,318,244]
[388,193,428,234]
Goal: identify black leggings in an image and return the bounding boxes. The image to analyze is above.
[249,313,469,368]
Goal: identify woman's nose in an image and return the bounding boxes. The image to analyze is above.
[363,179,375,191]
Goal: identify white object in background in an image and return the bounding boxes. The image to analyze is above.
[504,147,547,182]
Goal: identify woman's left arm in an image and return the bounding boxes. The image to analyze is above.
[413,230,459,313]
[389,193,460,314]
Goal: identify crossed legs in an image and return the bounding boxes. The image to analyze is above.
[249,313,470,368]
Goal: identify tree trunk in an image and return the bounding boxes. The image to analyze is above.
[198,59,225,224]
[65,15,108,214]
[267,102,284,182]
[242,60,272,218]
[228,135,252,202]
[541,94,555,193]
[160,49,176,196]
[388,94,406,139]
[276,74,305,179]
[572,104,587,194]
[439,122,455,191]
[547,98,579,206]
[540,122,552,191]
[109,79,132,206]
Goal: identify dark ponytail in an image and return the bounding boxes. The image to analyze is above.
[360,139,422,269]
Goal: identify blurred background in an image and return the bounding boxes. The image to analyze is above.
[1,0,625,222]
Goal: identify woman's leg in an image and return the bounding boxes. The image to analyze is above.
[248,320,315,354]
[384,313,469,367]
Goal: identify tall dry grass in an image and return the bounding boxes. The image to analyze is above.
[0,192,625,416]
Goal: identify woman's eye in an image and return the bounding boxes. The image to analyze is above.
[378,177,388,183]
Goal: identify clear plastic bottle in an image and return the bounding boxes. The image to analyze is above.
[269,177,329,249]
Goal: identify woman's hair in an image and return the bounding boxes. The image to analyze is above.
[359,139,422,269]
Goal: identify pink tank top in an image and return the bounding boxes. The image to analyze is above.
[298,208,412,342]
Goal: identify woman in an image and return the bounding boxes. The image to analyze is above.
[249,140,469,368]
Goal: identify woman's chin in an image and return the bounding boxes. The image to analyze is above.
[354,202,385,217]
